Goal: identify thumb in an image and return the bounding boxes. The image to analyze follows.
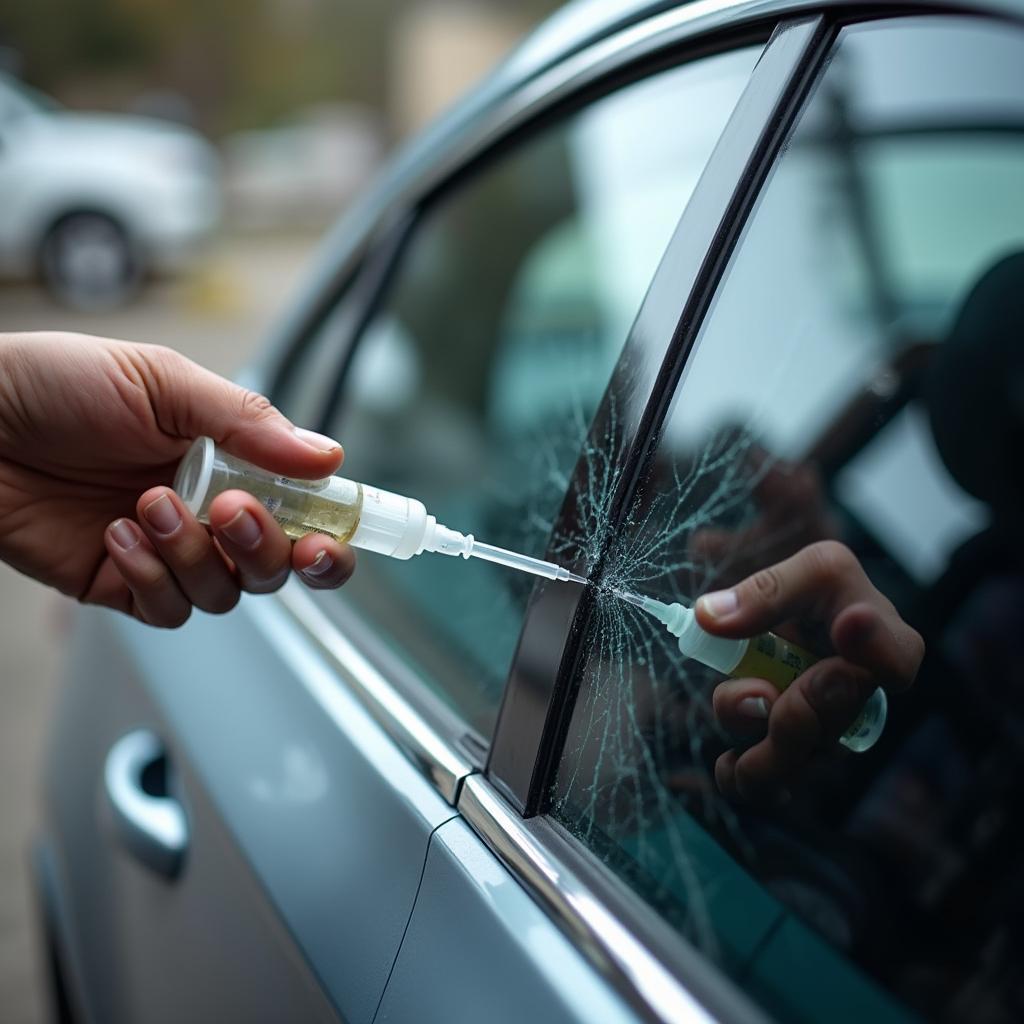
[145,345,344,478]
[694,542,866,640]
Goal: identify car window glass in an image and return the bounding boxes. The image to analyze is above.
[274,281,365,430]
[324,47,762,738]
[550,17,1024,1023]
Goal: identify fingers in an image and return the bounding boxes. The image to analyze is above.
[695,540,921,686]
[207,490,292,594]
[137,488,239,613]
[105,518,193,628]
[291,533,356,590]
[207,490,357,593]
[698,541,924,801]
[105,483,356,627]
[712,678,777,739]
[722,658,875,801]
[695,540,873,639]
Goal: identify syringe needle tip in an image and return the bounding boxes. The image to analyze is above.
[613,588,647,609]
[566,572,589,585]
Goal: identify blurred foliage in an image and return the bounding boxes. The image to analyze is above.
[0,0,561,136]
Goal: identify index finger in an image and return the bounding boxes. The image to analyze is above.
[695,540,923,690]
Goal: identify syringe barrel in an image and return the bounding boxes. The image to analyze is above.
[173,437,431,557]
[351,487,429,558]
[173,438,578,579]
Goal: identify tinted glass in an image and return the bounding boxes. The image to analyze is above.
[552,18,1024,1023]
[325,48,761,737]
[275,282,364,430]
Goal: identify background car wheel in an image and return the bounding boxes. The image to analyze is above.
[39,211,142,310]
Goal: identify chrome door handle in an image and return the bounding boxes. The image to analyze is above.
[104,729,188,878]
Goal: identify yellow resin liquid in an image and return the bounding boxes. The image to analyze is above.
[219,475,364,543]
[731,632,817,690]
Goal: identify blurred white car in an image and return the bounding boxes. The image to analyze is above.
[0,72,220,308]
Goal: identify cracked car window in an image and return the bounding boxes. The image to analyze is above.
[325,47,761,738]
[551,17,1024,1023]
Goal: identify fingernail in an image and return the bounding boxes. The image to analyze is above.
[302,550,333,579]
[142,494,182,536]
[294,426,342,454]
[221,509,261,550]
[738,696,770,719]
[109,519,140,551]
[698,589,738,619]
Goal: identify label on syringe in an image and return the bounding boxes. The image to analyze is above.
[732,632,817,690]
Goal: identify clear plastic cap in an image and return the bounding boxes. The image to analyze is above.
[173,436,216,519]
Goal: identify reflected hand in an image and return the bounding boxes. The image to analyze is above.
[696,541,923,801]
[0,332,355,627]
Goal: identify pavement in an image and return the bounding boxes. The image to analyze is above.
[0,231,320,1022]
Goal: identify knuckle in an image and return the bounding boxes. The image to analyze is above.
[145,345,190,388]
[133,562,170,591]
[800,664,865,738]
[768,691,820,749]
[170,539,210,573]
[239,389,277,420]
[747,565,783,605]
[805,540,857,583]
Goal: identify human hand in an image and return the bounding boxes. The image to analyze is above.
[0,332,355,627]
[696,541,923,801]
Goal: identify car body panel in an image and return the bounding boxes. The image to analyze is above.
[43,594,456,1023]
[376,817,638,1024]
[40,609,341,1024]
